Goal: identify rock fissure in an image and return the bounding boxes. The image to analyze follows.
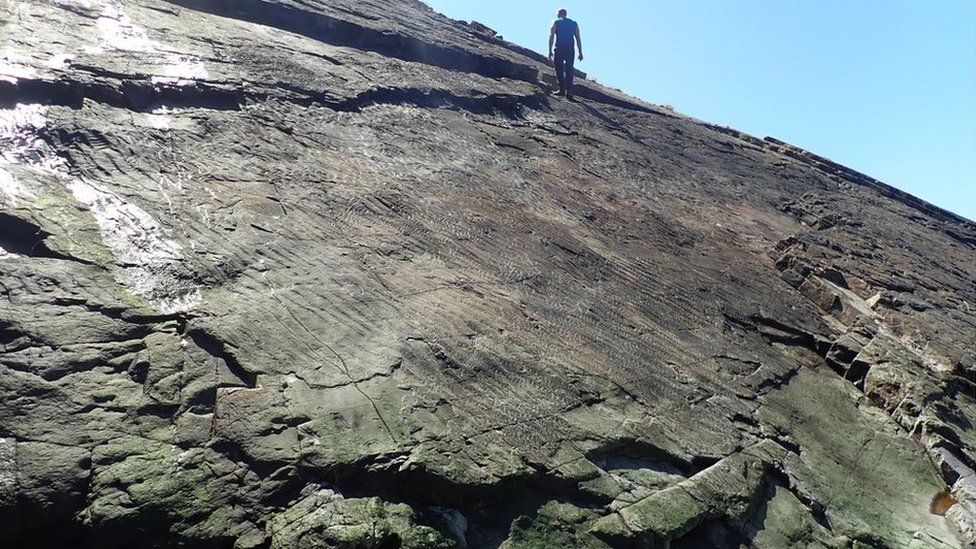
[187,328,258,389]
[0,77,244,113]
[0,211,96,265]
[161,0,542,84]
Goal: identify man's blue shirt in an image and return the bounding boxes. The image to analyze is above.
[553,17,578,47]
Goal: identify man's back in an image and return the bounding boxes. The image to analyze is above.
[552,17,577,47]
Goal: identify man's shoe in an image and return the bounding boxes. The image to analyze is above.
[566,94,575,101]
[552,90,565,97]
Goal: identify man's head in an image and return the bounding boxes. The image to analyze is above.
[557,8,567,19]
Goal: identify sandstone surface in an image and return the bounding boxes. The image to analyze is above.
[1,1,974,547]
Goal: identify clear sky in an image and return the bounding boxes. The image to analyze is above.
[423,1,976,220]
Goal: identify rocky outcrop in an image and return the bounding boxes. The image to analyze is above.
[1,1,974,547]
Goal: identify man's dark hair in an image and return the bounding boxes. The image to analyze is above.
[557,8,567,17]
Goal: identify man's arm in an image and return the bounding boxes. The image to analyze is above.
[575,25,583,61]
[548,24,556,59]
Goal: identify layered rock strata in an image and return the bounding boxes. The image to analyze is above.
[1,1,974,547]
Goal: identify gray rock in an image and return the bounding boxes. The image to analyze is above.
[1,0,974,547]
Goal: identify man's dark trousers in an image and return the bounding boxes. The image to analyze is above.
[554,44,575,95]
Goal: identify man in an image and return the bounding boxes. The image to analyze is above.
[548,8,583,100]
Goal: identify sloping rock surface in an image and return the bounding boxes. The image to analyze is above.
[1,1,974,547]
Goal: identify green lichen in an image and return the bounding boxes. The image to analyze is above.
[87,437,241,541]
[758,369,957,548]
[503,501,609,549]
[268,490,454,549]
[30,193,116,267]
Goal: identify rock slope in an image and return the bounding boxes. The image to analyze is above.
[1,1,974,547]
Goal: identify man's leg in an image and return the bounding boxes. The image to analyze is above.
[565,50,575,98]
[553,49,566,95]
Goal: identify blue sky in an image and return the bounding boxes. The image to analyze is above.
[424,1,976,220]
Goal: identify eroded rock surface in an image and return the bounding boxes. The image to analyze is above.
[1,1,974,547]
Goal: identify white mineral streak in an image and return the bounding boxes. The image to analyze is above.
[45,53,73,70]
[0,51,36,84]
[68,181,180,256]
[145,106,183,131]
[152,106,183,115]
[93,1,155,53]
[59,0,95,8]
[68,178,200,312]
[154,289,202,315]
[152,55,209,86]
[0,105,47,204]
[0,438,15,501]
[0,168,33,206]
[0,104,199,312]
[143,113,171,130]
[0,104,48,138]
[86,0,209,84]
[0,104,64,174]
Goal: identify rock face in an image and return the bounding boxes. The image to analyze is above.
[1,1,974,547]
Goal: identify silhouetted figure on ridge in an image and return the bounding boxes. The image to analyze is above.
[548,8,583,100]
